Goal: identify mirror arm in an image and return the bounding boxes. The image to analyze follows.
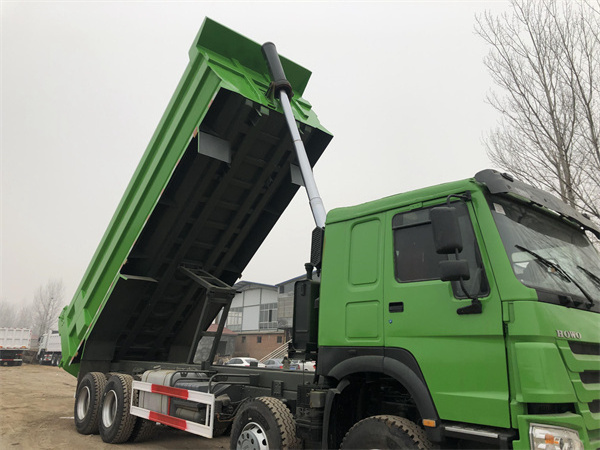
[446,191,471,207]
[456,297,482,315]
[454,248,482,315]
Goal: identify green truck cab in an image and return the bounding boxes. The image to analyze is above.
[315,170,599,448]
[58,18,599,450]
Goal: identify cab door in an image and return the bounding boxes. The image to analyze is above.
[383,200,510,428]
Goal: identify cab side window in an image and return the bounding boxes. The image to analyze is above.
[392,203,489,298]
[393,208,444,282]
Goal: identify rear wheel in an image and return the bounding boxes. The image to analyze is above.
[74,372,107,434]
[128,416,157,442]
[230,397,299,450]
[340,415,433,449]
[99,374,137,443]
[128,384,157,443]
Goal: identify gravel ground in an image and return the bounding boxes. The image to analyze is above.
[0,364,230,449]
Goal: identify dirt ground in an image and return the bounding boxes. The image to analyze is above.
[0,364,230,449]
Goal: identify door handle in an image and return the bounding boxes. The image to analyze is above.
[389,302,404,313]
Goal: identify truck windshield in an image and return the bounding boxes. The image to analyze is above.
[489,195,600,312]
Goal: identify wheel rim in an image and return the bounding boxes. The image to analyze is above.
[237,422,269,450]
[102,390,118,428]
[76,386,91,419]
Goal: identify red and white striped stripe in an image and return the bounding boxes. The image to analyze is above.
[130,380,215,438]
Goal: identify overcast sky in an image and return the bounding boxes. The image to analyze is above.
[2,1,510,308]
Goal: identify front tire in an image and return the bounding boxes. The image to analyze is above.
[340,415,433,449]
[230,397,299,450]
[99,374,137,443]
[74,372,107,435]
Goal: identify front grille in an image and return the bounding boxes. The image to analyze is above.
[558,339,600,442]
[527,403,575,415]
[581,370,600,385]
[569,341,600,356]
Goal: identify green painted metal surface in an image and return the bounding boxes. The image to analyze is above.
[320,182,511,428]
[58,18,332,377]
[319,174,600,438]
[56,16,599,446]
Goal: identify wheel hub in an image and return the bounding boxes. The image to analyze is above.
[102,390,118,428]
[76,386,90,419]
[237,422,269,450]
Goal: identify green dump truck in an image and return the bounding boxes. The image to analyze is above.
[59,18,600,450]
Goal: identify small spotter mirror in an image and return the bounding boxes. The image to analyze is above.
[439,260,470,282]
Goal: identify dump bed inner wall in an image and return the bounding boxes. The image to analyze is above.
[82,89,331,365]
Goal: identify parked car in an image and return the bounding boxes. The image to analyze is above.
[292,360,316,372]
[264,358,284,369]
[224,357,265,368]
[264,358,316,371]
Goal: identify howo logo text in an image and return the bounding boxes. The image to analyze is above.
[556,330,582,339]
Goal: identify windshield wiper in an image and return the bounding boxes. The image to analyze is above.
[577,266,600,289]
[515,245,595,308]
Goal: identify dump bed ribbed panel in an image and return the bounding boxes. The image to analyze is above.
[85,90,330,363]
[58,18,332,376]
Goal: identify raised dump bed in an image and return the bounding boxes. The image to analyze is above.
[59,18,333,377]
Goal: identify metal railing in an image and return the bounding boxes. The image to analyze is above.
[259,339,291,363]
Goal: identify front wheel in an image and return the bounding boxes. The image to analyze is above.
[230,397,299,450]
[340,415,433,449]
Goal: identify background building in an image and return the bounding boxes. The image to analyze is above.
[193,324,237,363]
[224,273,319,360]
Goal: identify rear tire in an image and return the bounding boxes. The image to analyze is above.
[230,397,299,450]
[128,416,157,442]
[99,374,137,443]
[128,385,157,442]
[74,372,107,435]
[340,415,433,449]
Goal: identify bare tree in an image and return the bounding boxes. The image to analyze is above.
[0,300,35,328]
[0,300,18,327]
[33,279,66,337]
[16,303,36,329]
[475,0,600,221]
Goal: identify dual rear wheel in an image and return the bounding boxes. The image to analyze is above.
[74,375,431,449]
[74,372,155,443]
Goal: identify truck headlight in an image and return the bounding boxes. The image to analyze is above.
[529,424,583,450]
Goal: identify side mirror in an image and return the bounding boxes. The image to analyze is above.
[432,200,482,315]
[439,260,470,281]
[431,207,463,254]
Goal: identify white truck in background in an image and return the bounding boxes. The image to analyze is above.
[0,327,31,366]
[38,331,62,366]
